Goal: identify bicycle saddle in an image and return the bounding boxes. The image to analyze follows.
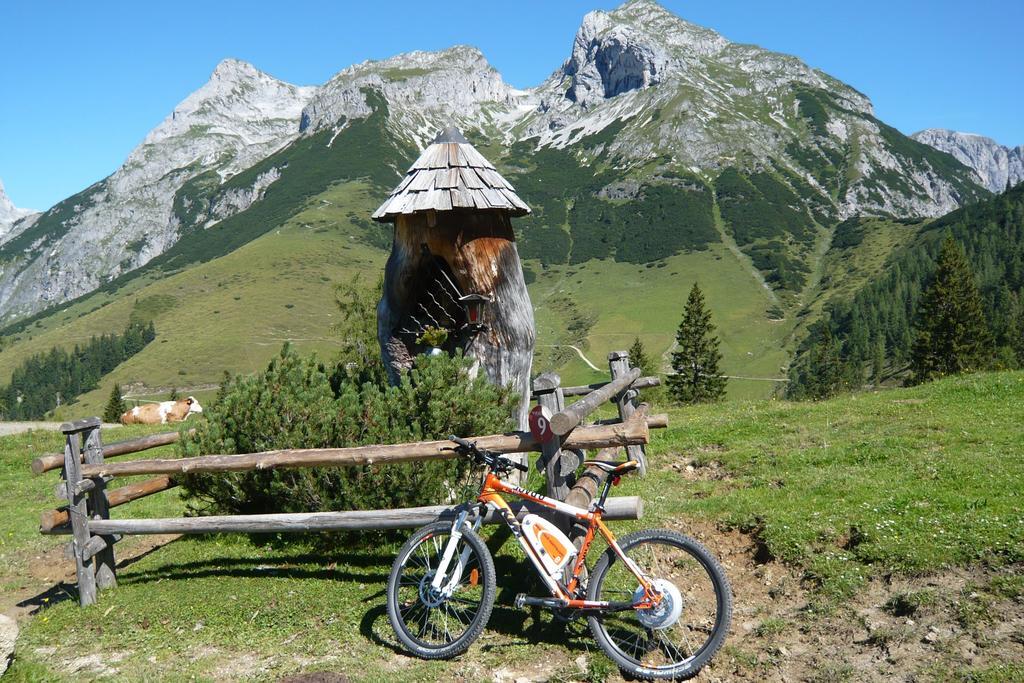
[581,459,640,475]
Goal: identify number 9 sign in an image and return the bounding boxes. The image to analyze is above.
[529,404,555,444]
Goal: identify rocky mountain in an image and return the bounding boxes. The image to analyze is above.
[912,128,1024,193]
[0,0,990,324]
[0,59,314,321]
[0,179,37,237]
[299,46,520,150]
[522,1,982,216]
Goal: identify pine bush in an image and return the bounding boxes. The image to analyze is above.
[178,344,514,521]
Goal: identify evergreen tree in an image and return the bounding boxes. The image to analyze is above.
[871,333,886,386]
[667,283,726,403]
[103,384,126,423]
[628,336,656,376]
[628,336,666,404]
[910,236,993,383]
[789,325,846,399]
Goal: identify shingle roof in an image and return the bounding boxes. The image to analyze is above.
[371,127,531,222]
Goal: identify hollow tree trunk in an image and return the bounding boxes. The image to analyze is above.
[378,210,535,430]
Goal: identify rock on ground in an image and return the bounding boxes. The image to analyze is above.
[0,614,18,675]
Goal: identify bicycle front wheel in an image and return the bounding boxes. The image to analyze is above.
[587,529,732,680]
[386,520,496,659]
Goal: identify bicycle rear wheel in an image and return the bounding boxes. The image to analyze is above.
[386,521,496,659]
[587,529,732,680]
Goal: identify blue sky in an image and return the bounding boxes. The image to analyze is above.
[2,0,1021,211]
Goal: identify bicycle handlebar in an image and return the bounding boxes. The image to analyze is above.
[447,435,529,473]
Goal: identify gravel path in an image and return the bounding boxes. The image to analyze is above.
[0,422,123,436]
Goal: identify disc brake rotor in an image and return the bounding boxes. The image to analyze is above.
[633,578,684,630]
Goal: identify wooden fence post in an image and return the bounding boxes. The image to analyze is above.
[533,373,574,502]
[83,423,116,590]
[608,350,647,476]
[61,418,99,606]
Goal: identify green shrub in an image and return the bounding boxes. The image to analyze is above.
[178,345,514,521]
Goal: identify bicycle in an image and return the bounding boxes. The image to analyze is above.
[385,435,732,680]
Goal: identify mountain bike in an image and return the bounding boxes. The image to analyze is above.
[385,436,732,680]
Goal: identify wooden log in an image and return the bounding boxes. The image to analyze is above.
[86,496,642,536]
[55,476,112,500]
[537,375,661,399]
[62,430,97,606]
[79,419,650,479]
[32,429,193,475]
[609,351,647,476]
[593,413,668,429]
[565,404,651,541]
[83,426,117,590]
[41,475,177,532]
[549,367,642,436]
[60,417,102,434]
[379,211,535,432]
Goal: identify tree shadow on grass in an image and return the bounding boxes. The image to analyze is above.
[118,547,393,587]
[358,551,594,657]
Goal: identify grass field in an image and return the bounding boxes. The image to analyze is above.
[528,243,792,399]
[2,371,1021,680]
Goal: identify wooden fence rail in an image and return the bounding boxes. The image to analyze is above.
[76,497,644,536]
[32,429,193,474]
[78,418,649,479]
[36,349,664,606]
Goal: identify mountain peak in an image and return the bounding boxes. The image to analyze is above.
[560,0,729,107]
[0,178,37,229]
[912,128,1024,193]
[210,57,262,81]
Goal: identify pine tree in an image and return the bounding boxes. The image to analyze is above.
[667,283,726,403]
[803,325,845,399]
[628,336,666,404]
[871,332,886,386]
[911,236,993,383]
[102,384,126,423]
[628,336,656,376]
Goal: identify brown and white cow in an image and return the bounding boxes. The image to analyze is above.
[120,396,203,425]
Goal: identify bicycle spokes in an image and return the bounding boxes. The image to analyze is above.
[394,532,486,647]
[592,536,725,670]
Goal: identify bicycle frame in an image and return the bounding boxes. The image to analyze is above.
[458,469,659,611]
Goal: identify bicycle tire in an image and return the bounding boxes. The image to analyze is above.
[587,529,732,680]
[386,520,496,659]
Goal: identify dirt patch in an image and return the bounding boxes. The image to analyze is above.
[665,458,734,483]
[660,516,1024,681]
[3,534,181,619]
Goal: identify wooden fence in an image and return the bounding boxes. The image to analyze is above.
[35,350,663,606]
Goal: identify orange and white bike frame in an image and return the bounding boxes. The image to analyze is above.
[467,471,659,611]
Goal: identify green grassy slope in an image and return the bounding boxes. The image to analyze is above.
[528,244,791,398]
[0,181,385,419]
[2,371,1021,680]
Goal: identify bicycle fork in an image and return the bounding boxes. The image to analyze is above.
[429,508,482,597]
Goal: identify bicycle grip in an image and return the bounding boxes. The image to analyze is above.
[502,457,530,472]
[449,435,473,449]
